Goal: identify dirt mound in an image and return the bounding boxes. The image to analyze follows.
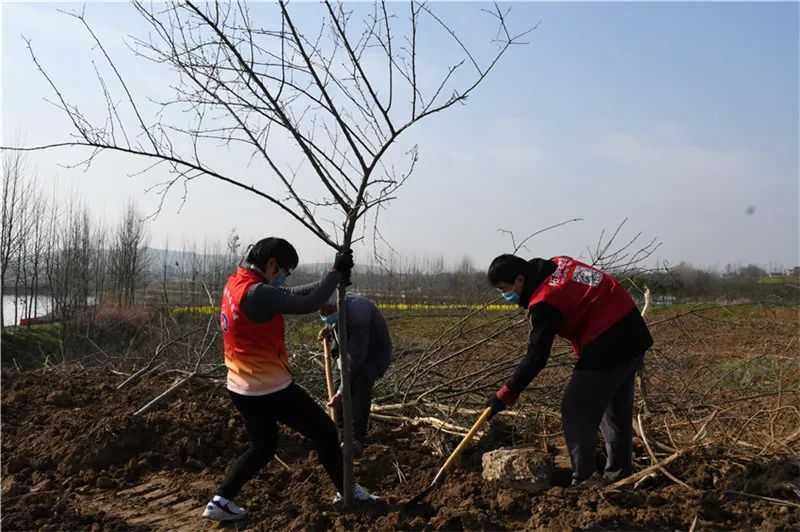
[2,368,798,531]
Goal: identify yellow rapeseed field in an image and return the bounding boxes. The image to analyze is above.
[172,302,514,318]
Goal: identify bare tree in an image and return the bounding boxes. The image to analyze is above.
[24,191,50,323]
[44,198,96,329]
[0,149,54,327]
[11,1,528,504]
[1,150,33,327]
[92,223,109,309]
[587,218,662,279]
[109,202,150,306]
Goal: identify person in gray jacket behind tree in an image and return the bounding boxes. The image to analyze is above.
[318,292,392,458]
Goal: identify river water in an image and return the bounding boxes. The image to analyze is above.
[2,295,54,326]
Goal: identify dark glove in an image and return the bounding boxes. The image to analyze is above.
[333,249,354,274]
[333,249,354,286]
[487,393,506,420]
[487,385,518,420]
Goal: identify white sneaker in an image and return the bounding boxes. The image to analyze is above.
[333,483,381,504]
[202,498,247,521]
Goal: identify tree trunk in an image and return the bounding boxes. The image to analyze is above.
[336,280,354,506]
[13,258,21,327]
[336,219,357,507]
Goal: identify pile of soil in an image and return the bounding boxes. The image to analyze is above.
[2,368,797,530]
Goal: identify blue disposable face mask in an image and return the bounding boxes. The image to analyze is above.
[320,312,338,325]
[250,262,288,287]
[502,290,520,304]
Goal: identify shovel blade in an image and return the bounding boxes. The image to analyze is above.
[404,472,446,509]
[404,483,436,509]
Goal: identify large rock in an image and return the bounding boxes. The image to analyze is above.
[482,447,554,494]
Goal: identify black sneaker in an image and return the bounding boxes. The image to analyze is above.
[569,473,604,489]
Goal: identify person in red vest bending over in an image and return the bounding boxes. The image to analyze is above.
[486,254,653,487]
[202,237,379,522]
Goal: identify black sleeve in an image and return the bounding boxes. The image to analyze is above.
[342,299,370,375]
[284,279,322,296]
[240,270,341,322]
[506,302,562,395]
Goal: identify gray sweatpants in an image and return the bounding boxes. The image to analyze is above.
[561,355,643,483]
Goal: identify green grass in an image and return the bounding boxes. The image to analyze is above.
[1,323,62,362]
[290,320,324,345]
[712,355,782,389]
[758,276,796,285]
[649,303,797,319]
[170,302,797,342]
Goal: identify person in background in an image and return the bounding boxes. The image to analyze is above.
[202,237,378,523]
[485,254,653,486]
[318,292,392,459]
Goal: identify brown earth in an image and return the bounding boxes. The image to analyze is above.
[2,367,798,531]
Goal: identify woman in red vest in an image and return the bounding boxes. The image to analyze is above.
[202,237,378,522]
[486,254,653,486]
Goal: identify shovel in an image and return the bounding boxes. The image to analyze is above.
[405,406,493,508]
[322,336,336,420]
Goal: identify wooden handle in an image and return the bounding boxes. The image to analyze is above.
[322,336,336,420]
[431,406,492,484]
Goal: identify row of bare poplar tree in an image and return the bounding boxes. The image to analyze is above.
[1,151,149,327]
[6,147,791,330]
[1,150,493,327]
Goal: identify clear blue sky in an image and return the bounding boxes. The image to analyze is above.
[3,1,798,271]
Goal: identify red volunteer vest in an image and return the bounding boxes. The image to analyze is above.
[527,256,635,356]
[220,267,290,395]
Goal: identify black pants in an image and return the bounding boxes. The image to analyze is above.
[217,382,343,499]
[333,371,374,445]
[561,355,643,483]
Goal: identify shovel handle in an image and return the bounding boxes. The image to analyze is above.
[431,406,493,485]
[322,336,336,420]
